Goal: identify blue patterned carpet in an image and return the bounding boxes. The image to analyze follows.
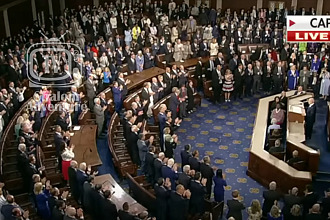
[173,97,266,214]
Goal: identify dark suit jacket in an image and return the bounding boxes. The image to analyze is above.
[306,104,316,126]
[118,209,137,220]
[145,152,155,180]
[262,190,282,215]
[161,166,178,190]
[168,93,179,115]
[54,132,65,157]
[178,172,191,190]
[200,163,214,194]
[188,157,200,171]
[226,199,245,220]
[189,180,207,214]
[168,192,189,220]
[229,59,238,72]
[56,116,69,131]
[180,150,192,167]
[302,193,319,215]
[127,58,137,73]
[305,213,323,220]
[141,88,150,102]
[101,198,118,220]
[154,159,163,182]
[283,194,302,217]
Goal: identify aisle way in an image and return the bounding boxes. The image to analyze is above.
[173,97,266,213]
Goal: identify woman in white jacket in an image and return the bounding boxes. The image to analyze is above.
[210,38,219,56]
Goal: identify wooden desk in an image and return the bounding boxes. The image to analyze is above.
[125,67,165,92]
[170,56,209,68]
[70,125,102,167]
[94,174,147,214]
[248,91,315,194]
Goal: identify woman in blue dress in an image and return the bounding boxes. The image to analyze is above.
[287,65,299,90]
[311,54,321,73]
[34,181,51,220]
[213,169,227,202]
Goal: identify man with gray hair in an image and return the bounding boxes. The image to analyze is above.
[306,203,322,219]
[178,165,191,189]
[161,158,178,190]
[283,187,301,218]
[267,118,280,133]
[93,97,107,136]
[262,181,282,218]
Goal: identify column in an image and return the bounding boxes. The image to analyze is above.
[3,9,10,37]
[93,0,99,7]
[316,0,323,15]
[59,0,65,14]
[257,0,262,9]
[291,0,297,8]
[31,0,37,21]
[216,0,222,9]
[48,0,53,17]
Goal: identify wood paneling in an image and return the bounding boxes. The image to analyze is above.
[222,0,257,12]
[7,0,33,37]
[0,11,5,39]
[297,0,317,10]
[324,0,330,14]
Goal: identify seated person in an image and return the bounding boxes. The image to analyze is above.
[287,150,303,166]
[269,139,285,154]
[268,118,281,134]
[294,86,306,95]
[270,129,282,138]
[270,96,285,110]
[270,103,285,125]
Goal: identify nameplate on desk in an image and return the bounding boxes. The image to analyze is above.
[69,133,74,137]
[73,126,81,131]
[290,105,304,114]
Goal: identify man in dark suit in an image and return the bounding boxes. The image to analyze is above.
[154,152,165,183]
[228,54,238,72]
[127,53,137,74]
[305,204,323,220]
[163,67,172,96]
[54,125,66,170]
[154,178,171,220]
[56,111,70,132]
[68,160,79,202]
[168,184,191,220]
[282,187,302,218]
[189,150,200,171]
[212,64,223,104]
[178,165,192,190]
[168,88,180,121]
[200,156,214,199]
[118,202,137,220]
[101,190,118,220]
[226,190,245,220]
[280,44,290,61]
[127,125,140,165]
[1,195,24,220]
[205,57,215,81]
[145,146,156,184]
[180,144,192,168]
[302,184,319,217]
[85,74,96,110]
[189,172,207,217]
[262,181,282,218]
[76,163,89,202]
[273,61,285,94]
[161,158,178,190]
[52,200,66,220]
[195,58,203,91]
[305,98,316,139]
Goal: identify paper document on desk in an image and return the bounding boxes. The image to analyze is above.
[73,126,81,131]
[290,105,303,114]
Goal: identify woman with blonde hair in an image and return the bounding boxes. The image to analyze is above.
[288,204,302,220]
[267,205,283,220]
[247,199,262,220]
[34,180,51,219]
[102,67,112,89]
[210,38,219,56]
[223,69,234,102]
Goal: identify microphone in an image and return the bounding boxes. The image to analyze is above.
[38,30,49,40]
